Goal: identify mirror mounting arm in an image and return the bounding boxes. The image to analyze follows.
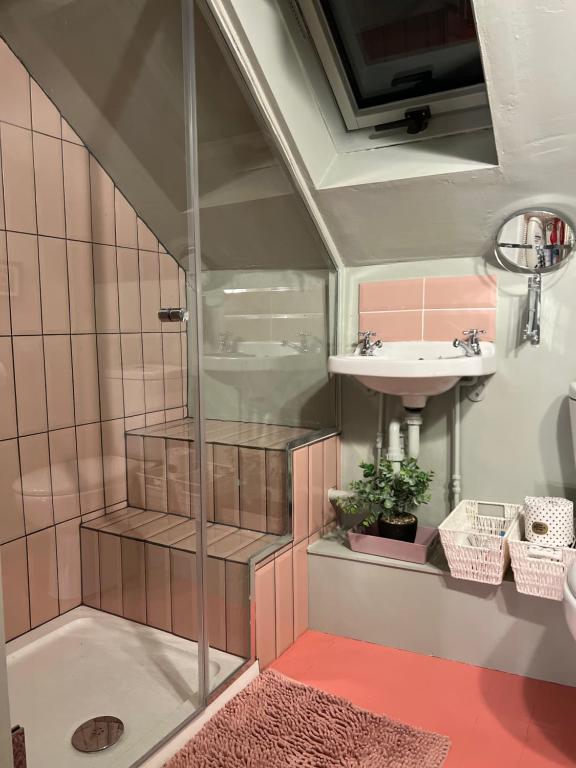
[524,272,542,346]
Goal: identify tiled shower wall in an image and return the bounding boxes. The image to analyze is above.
[0,38,187,641]
[358,275,497,342]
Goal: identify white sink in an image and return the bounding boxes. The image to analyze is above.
[204,341,323,373]
[329,341,496,408]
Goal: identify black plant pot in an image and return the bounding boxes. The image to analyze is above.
[378,513,418,543]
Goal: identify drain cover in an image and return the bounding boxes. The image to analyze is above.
[71,716,124,753]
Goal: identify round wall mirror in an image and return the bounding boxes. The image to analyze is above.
[495,209,576,273]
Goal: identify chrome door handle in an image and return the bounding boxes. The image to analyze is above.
[158,307,189,322]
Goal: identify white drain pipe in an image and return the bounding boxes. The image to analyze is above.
[404,411,423,459]
[387,418,404,473]
[375,394,385,466]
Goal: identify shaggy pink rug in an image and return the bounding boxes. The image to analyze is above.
[165,670,450,767]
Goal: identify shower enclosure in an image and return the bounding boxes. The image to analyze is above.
[0,0,337,765]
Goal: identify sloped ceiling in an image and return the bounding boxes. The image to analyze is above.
[0,0,331,270]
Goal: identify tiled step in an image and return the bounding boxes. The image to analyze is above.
[125,420,291,534]
[80,507,286,658]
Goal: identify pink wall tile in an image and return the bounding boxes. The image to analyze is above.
[359,279,423,312]
[206,443,215,522]
[293,538,309,640]
[71,335,100,424]
[89,157,115,246]
[163,333,183,409]
[80,528,100,608]
[19,433,54,533]
[97,334,124,421]
[308,442,324,536]
[0,233,9,332]
[121,538,146,623]
[142,333,164,412]
[255,559,276,668]
[7,232,41,334]
[117,248,141,332]
[0,40,31,128]
[76,423,104,514]
[0,337,17,440]
[99,532,123,615]
[93,244,119,332]
[323,437,338,527]
[145,543,172,632]
[225,561,250,657]
[67,241,96,333]
[1,538,30,640]
[38,237,69,334]
[55,519,81,613]
[30,81,60,137]
[33,132,65,238]
[61,119,83,145]
[1,123,36,234]
[44,335,75,430]
[213,444,240,526]
[121,334,145,417]
[275,549,294,658]
[13,336,48,435]
[424,275,497,309]
[27,527,59,627]
[266,450,286,535]
[166,439,190,516]
[207,557,227,651]
[62,141,91,241]
[137,219,158,251]
[0,439,25,544]
[144,436,167,513]
[49,427,80,523]
[127,435,146,509]
[160,253,180,334]
[115,189,138,249]
[292,446,309,544]
[170,549,197,640]
[359,310,422,342]
[423,309,496,342]
[239,448,266,532]
[101,418,127,507]
[139,250,161,332]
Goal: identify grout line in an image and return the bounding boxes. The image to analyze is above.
[359,307,497,314]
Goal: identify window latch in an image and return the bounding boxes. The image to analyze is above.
[374,106,431,136]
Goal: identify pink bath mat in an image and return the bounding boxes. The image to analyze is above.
[164,670,450,767]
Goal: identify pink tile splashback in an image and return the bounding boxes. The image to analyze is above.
[424,275,497,309]
[359,310,423,342]
[359,278,423,312]
[424,309,496,342]
[359,275,497,342]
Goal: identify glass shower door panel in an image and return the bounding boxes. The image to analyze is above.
[0,1,208,765]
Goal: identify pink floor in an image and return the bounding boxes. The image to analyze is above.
[270,631,576,767]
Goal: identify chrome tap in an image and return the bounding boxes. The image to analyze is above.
[282,332,313,353]
[217,331,235,353]
[453,329,485,356]
[356,331,383,356]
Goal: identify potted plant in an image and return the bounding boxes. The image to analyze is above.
[338,457,434,543]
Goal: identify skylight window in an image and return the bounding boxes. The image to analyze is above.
[298,0,488,135]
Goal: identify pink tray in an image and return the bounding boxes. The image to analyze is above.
[347,526,439,564]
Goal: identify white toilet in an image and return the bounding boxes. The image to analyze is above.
[563,382,576,636]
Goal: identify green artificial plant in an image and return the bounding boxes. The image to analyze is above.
[339,457,434,529]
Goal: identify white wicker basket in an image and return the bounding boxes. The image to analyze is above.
[509,515,576,600]
[439,500,522,585]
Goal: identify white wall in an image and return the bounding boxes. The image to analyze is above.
[340,256,576,526]
[207,0,576,268]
